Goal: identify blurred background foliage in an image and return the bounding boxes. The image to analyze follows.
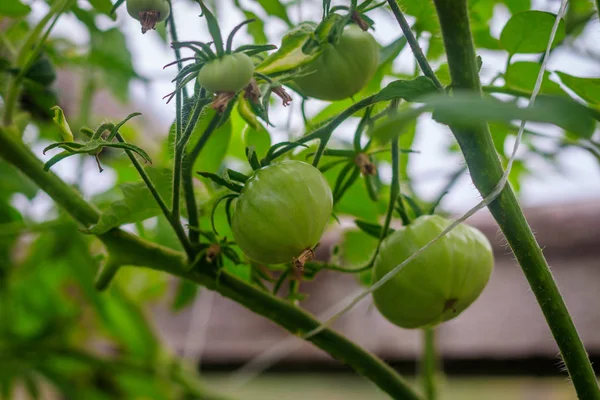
[1,0,599,398]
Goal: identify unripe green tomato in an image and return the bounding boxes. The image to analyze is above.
[126,0,170,33]
[197,54,255,94]
[232,160,333,265]
[293,25,379,101]
[372,215,493,329]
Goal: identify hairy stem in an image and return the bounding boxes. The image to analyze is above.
[269,94,380,161]
[183,113,222,244]
[0,125,421,400]
[432,1,600,398]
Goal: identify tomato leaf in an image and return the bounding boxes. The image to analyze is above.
[87,0,116,19]
[85,167,174,234]
[256,22,319,75]
[500,11,566,54]
[427,92,595,139]
[0,0,30,17]
[257,0,291,25]
[375,76,439,102]
[555,72,600,106]
[505,61,567,96]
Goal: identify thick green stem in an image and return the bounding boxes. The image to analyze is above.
[0,126,421,400]
[101,231,421,400]
[0,129,99,226]
[420,328,439,400]
[432,1,600,398]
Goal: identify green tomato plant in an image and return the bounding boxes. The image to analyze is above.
[1,0,600,399]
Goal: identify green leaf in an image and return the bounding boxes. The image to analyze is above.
[555,72,600,106]
[89,28,141,102]
[369,108,422,145]
[87,0,116,19]
[86,167,173,234]
[428,91,595,139]
[499,11,566,54]
[192,111,232,173]
[398,0,439,34]
[505,61,567,96]
[256,22,319,75]
[242,10,267,44]
[244,125,271,158]
[257,0,291,25]
[339,230,378,285]
[0,0,30,17]
[501,0,531,14]
[172,280,199,310]
[375,76,439,102]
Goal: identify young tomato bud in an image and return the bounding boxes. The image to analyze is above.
[126,0,170,34]
[197,53,255,94]
[231,160,333,268]
[372,215,494,329]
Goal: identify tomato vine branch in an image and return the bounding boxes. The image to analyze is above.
[0,126,422,400]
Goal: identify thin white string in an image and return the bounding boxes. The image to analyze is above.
[182,290,215,364]
[225,0,569,389]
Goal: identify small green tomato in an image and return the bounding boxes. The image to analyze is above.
[231,160,333,265]
[197,53,255,94]
[372,215,494,329]
[293,25,379,101]
[126,0,170,34]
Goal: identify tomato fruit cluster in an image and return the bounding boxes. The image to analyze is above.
[294,24,379,101]
[197,53,255,94]
[231,161,333,265]
[372,215,494,329]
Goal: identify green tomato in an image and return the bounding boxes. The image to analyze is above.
[126,0,170,34]
[197,54,255,94]
[372,215,493,329]
[293,25,379,101]
[232,160,333,265]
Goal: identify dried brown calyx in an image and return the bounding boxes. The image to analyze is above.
[206,244,221,263]
[244,79,261,104]
[273,86,292,106]
[293,248,315,272]
[139,10,161,34]
[355,153,377,176]
[351,11,370,31]
[211,92,237,113]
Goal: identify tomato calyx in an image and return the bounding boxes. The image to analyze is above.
[293,248,315,272]
[354,153,377,176]
[138,10,161,34]
[212,92,238,113]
